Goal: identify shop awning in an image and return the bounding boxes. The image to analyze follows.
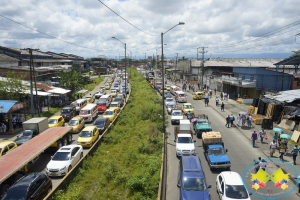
[22,90,51,96]
[47,88,71,94]
[0,100,26,114]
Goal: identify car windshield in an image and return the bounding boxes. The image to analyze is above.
[166,99,173,102]
[97,102,106,106]
[52,152,70,161]
[94,121,105,125]
[172,111,182,116]
[197,120,208,125]
[208,148,225,155]
[48,119,57,124]
[178,137,192,143]
[69,120,79,126]
[80,131,92,137]
[168,104,176,108]
[2,188,27,200]
[111,104,118,107]
[105,111,113,115]
[111,91,116,93]
[80,110,90,114]
[19,130,33,137]
[184,105,192,109]
[62,109,71,113]
[182,178,207,191]
[179,94,185,97]
[225,185,249,199]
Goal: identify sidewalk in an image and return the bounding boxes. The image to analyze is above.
[168,80,300,177]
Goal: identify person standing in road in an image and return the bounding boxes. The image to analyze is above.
[259,159,267,171]
[207,98,209,106]
[230,114,235,127]
[214,88,216,95]
[248,115,253,128]
[220,92,223,100]
[291,144,300,165]
[242,115,246,126]
[259,128,267,144]
[225,115,230,128]
[251,131,258,147]
[216,97,219,106]
[221,102,224,112]
[279,143,287,161]
[269,140,277,157]
[295,175,300,193]
[237,114,241,127]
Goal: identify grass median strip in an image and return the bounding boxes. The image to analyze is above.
[51,69,163,200]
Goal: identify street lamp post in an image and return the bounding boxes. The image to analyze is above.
[112,37,127,101]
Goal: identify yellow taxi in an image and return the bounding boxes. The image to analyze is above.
[110,89,118,98]
[0,141,17,157]
[77,126,99,147]
[192,92,206,100]
[103,109,117,121]
[109,102,120,113]
[182,103,194,115]
[105,83,110,90]
[117,94,124,101]
[166,85,171,91]
[160,88,168,94]
[68,116,85,133]
[85,93,95,103]
[48,116,65,128]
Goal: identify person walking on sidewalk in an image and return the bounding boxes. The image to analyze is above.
[259,128,267,144]
[251,131,258,147]
[221,102,224,112]
[248,115,253,128]
[214,88,216,95]
[279,143,287,161]
[291,144,300,165]
[225,115,230,128]
[220,92,223,100]
[241,115,246,126]
[270,140,277,157]
[230,114,235,127]
[295,175,300,193]
[237,114,241,127]
[216,97,219,106]
[259,159,267,171]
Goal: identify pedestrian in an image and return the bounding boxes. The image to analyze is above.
[225,115,230,128]
[291,144,300,165]
[259,128,267,144]
[279,143,287,161]
[242,115,246,126]
[248,114,253,128]
[270,140,277,157]
[216,97,219,106]
[273,132,279,141]
[237,114,241,127]
[230,114,235,127]
[207,98,209,106]
[251,131,258,147]
[214,88,216,95]
[220,92,223,100]
[259,159,267,171]
[221,102,224,112]
[227,93,229,101]
[294,175,300,193]
[224,93,227,100]
[189,84,191,90]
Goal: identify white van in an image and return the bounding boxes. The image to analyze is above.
[98,95,111,107]
[175,91,187,103]
[170,86,180,95]
[72,99,88,114]
[79,104,98,122]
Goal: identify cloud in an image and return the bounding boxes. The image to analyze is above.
[0,0,299,58]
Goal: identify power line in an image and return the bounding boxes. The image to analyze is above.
[97,0,158,36]
[0,14,101,52]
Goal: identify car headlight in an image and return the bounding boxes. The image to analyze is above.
[191,149,195,153]
[176,148,181,151]
[60,166,66,171]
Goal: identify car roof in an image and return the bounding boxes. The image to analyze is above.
[0,141,15,147]
[111,102,119,105]
[220,171,243,185]
[14,172,44,186]
[49,116,62,119]
[82,126,96,131]
[183,103,192,105]
[209,144,224,148]
[58,145,80,152]
[181,156,204,172]
[70,116,82,121]
[95,118,107,122]
[63,105,74,109]
[106,109,114,112]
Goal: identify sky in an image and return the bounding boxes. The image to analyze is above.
[0,0,300,59]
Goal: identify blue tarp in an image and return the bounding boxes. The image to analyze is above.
[0,100,18,113]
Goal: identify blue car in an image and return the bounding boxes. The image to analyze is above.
[177,156,211,200]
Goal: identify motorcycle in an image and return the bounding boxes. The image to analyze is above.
[187,113,193,122]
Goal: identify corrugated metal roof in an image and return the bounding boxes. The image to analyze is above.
[264,89,300,103]
[191,59,283,68]
[0,100,18,113]
[0,54,19,62]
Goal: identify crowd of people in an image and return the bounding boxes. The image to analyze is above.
[0,114,25,133]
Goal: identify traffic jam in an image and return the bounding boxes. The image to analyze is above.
[0,70,128,199]
[144,70,253,200]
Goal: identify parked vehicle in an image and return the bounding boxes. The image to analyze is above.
[46,145,83,177]
[177,156,211,200]
[71,99,88,114]
[0,141,17,157]
[202,132,231,169]
[216,171,251,200]
[93,117,110,134]
[61,105,76,122]
[2,172,52,200]
[67,116,85,134]
[79,104,98,123]
[77,126,99,147]
[174,120,195,157]
[48,116,65,128]
[14,118,48,146]
[171,108,184,125]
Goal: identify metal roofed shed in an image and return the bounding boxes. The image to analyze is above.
[47,87,71,94]
[264,89,300,103]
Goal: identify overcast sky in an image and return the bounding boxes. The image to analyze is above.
[0,0,300,59]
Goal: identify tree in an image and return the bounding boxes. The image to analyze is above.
[290,50,300,57]
[58,70,85,99]
[0,71,27,101]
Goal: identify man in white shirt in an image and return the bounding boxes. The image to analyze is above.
[270,140,277,157]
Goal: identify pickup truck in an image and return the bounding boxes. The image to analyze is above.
[174,120,196,157]
[202,132,231,169]
[193,115,212,138]
[171,108,183,125]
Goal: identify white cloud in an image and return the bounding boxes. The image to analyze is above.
[0,0,299,58]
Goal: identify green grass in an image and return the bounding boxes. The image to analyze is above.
[51,69,163,200]
[84,77,105,91]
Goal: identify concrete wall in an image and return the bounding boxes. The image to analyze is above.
[0,61,18,67]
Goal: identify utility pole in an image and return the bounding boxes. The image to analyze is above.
[199,47,208,86]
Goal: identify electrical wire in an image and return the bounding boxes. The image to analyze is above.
[97,0,158,36]
[0,14,101,51]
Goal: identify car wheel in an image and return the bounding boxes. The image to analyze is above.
[62,136,68,146]
[80,152,83,159]
[67,133,72,144]
[0,184,10,198]
[68,166,72,172]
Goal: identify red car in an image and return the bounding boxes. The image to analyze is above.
[97,101,107,113]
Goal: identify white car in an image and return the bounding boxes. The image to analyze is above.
[216,171,251,200]
[167,103,177,114]
[165,98,176,107]
[46,145,83,177]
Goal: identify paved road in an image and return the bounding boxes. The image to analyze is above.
[165,85,299,200]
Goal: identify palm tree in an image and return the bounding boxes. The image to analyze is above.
[58,70,85,99]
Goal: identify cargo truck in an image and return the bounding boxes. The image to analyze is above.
[0,127,72,198]
[193,115,212,139]
[174,120,195,157]
[202,131,231,169]
[14,118,48,146]
[153,78,162,90]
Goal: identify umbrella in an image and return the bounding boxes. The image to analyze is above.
[239,111,248,116]
[204,96,209,99]
[273,128,283,132]
[191,118,199,122]
[279,134,291,139]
